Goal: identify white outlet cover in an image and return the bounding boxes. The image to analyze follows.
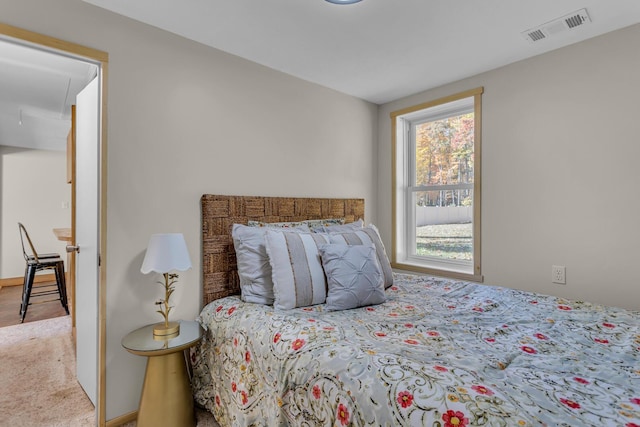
[552,265,566,284]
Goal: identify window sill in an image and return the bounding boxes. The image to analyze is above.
[391,261,483,283]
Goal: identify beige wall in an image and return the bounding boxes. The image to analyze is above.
[4,0,639,421]
[0,147,70,278]
[1,0,377,420]
[378,24,640,311]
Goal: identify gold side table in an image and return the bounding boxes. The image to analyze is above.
[122,320,203,427]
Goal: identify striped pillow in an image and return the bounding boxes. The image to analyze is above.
[232,224,310,305]
[327,224,394,288]
[264,230,330,310]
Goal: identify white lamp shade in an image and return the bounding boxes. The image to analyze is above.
[141,233,192,274]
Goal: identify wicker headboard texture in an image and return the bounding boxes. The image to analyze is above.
[201,195,365,307]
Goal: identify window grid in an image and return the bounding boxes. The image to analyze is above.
[391,87,483,282]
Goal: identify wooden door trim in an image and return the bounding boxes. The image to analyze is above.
[69,105,77,341]
[0,22,109,427]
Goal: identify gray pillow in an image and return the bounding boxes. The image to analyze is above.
[231,223,308,305]
[318,243,386,311]
[232,224,275,304]
[327,224,394,288]
[312,219,364,233]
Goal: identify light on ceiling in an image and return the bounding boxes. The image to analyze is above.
[325,0,362,4]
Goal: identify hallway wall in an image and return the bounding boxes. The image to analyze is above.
[0,146,70,278]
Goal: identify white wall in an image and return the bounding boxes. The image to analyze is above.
[1,0,377,420]
[378,24,640,311]
[0,146,70,277]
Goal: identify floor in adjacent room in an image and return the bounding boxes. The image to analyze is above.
[0,282,68,328]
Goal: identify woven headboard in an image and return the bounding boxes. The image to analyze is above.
[201,194,365,307]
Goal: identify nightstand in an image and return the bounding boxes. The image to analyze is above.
[122,320,203,427]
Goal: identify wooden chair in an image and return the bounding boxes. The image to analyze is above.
[18,223,69,323]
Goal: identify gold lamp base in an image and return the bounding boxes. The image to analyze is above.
[153,321,180,338]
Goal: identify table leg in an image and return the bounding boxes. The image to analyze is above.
[137,350,195,427]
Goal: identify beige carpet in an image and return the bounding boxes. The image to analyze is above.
[0,315,95,426]
[0,315,220,427]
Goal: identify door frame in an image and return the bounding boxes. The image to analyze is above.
[0,23,109,426]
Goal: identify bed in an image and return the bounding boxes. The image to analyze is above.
[192,195,640,427]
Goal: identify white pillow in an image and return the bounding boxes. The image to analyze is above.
[327,224,394,288]
[264,230,330,310]
[319,243,386,311]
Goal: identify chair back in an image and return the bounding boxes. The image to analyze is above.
[18,222,40,263]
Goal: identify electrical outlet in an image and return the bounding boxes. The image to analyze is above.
[552,265,566,284]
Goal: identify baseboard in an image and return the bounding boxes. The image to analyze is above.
[0,273,56,287]
[105,411,137,427]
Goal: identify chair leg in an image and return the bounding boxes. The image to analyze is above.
[19,265,28,315]
[20,264,36,323]
[55,261,69,315]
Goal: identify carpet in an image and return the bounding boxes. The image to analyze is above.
[0,316,220,427]
[0,315,95,426]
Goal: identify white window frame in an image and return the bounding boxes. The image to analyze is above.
[391,88,483,282]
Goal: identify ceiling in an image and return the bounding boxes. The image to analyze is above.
[0,40,97,151]
[83,0,640,104]
[1,1,638,152]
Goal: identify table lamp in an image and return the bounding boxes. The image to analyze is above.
[141,233,192,337]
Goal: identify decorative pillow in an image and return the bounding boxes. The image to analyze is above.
[264,230,330,310]
[319,243,386,311]
[305,218,345,228]
[327,224,394,289]
[232,224,275,304]
[231,224,308,305]
[247,220,311,231]
[249,218,343,229]
[313,219,364,233]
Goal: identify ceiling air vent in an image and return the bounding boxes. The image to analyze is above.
[527,29,546,42]
[521,8,591,43]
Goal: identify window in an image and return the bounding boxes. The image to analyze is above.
[391,88,483,281]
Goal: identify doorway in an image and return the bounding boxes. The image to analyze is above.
[0,40,87,328]
[0,23,108,426]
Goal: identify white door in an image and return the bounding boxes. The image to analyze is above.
[75,75,100,405]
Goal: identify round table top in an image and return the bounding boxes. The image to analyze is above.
[121,320,203,356]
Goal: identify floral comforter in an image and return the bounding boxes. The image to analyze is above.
[192,274,640,426]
